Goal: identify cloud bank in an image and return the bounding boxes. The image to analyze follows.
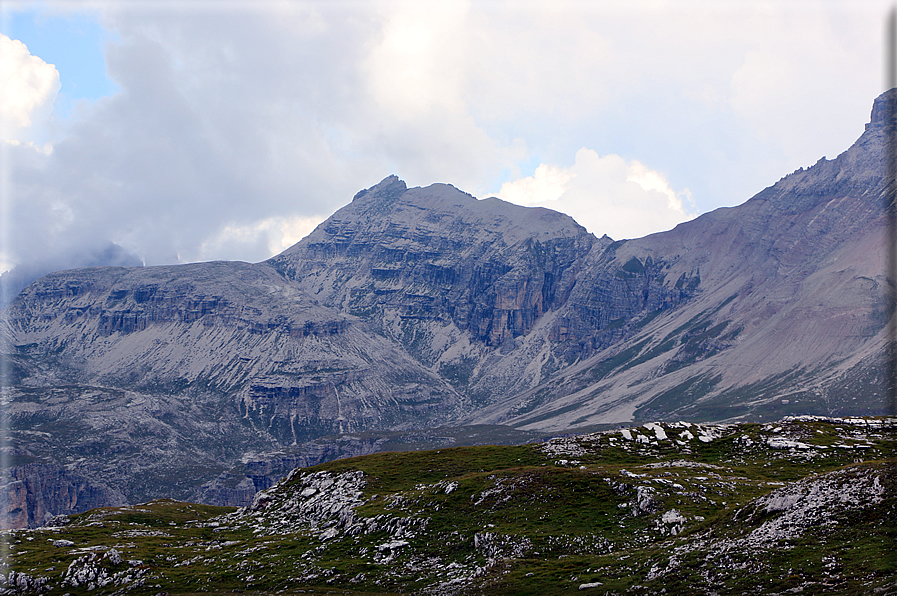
[0,0,885,282]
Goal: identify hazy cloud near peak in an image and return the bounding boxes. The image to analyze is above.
[497,149,696,241]
[0,0,887,280]
[0,241,142,308]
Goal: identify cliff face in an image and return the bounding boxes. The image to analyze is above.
[270,178,597,348]
[2,261,468,520]
[0,464,126,529]
[6,261,466,446]
[2,92,893,527]
[267,179,700,404]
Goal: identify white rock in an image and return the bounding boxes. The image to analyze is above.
[661,509,686,524]
[643,423,668,441]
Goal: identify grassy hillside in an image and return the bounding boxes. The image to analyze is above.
[3,416,895,595]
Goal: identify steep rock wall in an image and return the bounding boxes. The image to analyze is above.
[0,463,126,529]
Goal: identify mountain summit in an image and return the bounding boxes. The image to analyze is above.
[1,91,893,525]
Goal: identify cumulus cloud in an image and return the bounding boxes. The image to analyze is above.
[496,149,697,240]
[496,163,573,206]
[0,33,60,143]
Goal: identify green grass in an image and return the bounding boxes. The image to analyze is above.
[5,417,896,595]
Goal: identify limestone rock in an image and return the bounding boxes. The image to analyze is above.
[0,463,125,528]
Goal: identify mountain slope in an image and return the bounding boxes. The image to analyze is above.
[6,260,467,439]
[2,261,467,509]
[268,177,604,403]
[469,91,892,429]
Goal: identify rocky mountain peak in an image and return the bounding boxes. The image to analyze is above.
[351,174,407,203]
[867,87,897,131]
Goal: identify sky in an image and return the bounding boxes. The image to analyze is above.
[0,0,889,275]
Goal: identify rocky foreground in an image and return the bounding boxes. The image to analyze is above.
[2,415,894,595]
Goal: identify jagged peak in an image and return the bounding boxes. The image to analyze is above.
[867,87,897,131]
[352,175,407,203]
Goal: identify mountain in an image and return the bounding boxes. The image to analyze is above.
[268,177,618,404]
[1,91,893,526]
[470,93,891,430]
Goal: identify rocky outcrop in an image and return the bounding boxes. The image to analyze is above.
[0,463,126,528]
[269,178,601,349]
[192,425,545,507]
[193,438,386,507]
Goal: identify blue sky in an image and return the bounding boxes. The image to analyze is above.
[2,7,118,119]
[0,0,889,274]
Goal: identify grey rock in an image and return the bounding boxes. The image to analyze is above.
[0,463,126,529]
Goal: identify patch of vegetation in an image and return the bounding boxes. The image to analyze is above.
[620,257,645,275]
[4,417,895,595]
[633,373,723,421]
[513,401,586,427]
[585,339,650,382]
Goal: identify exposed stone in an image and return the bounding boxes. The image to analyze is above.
[0,464,125,529]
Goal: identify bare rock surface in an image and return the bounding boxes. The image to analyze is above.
[0,463,126,529]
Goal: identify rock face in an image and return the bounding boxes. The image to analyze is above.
[1,91,894,526]
[0,463,126,528]
[270,178,598,350]
[267,178,701,406]
[5,261,465,443]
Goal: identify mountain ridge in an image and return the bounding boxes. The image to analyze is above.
[1,90,893,525]
[478,97,891,430]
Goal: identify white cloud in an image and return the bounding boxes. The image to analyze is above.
[199,215,325,263]
[0,34,60,141]
[364,1,469,119]
[496,149,696,240]
[626,161,690,214]
[494,163,573,206]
